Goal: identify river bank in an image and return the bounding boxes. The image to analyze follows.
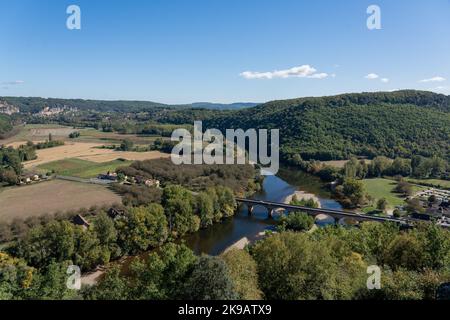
[82,168,342,285]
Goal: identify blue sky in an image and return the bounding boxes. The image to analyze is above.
[1,0,450,104]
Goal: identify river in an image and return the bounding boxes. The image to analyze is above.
[184,167,342,255]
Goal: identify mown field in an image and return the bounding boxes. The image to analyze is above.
[361,178,426,213]
[362,178,405,208]
[37,158,132,178]
[406,178,450,190]
[0,180,121,222]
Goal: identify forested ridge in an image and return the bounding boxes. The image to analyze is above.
[3,90,450,162]
[203,90,450,162]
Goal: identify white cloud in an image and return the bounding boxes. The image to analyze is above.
[419,76,446,83]
[365,73,379,80]
[240,65,328,80]
[308,72,328,79]
[365,74,390,83]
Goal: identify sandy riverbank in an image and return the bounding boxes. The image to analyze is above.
[282,190,322,208]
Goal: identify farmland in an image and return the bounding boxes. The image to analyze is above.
[37,158,132,178]
[0,180,122,222]
[1,124,170,147]
[23,141,169,168]
[406,178,450,190]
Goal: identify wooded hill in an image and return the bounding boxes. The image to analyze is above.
[203,90,450,162]
[0,97,257,114]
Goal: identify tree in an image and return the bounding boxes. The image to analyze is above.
[0,252,35,299]
[390,158,412,176]
[162,185,198,236]
[421,224,450,270]
[195,192,214,228]
[341,178,367,207]
[119,139,134,151]
[83,266,128,300]
[369,156,392,177]
[94,212,118,246]
[383,233,426,271]
[116,204,168,253]
[395,181,413,196]
[221,249,263,300]
[376,198,388,212]
[290,195,319,208]
[428,195,437,205]
[32,261,78,300]
[129,243,197,299]
[278,212,314,232]
[251,232,367,300]
[182,256,238,300]
[72,228,105,270]
[0,168,18,185]
[16,221,76,267]
[406,198,425,214]
[214,186,236,219]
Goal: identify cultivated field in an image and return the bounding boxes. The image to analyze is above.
[37,158,132,178]
[1,124,169,147]
[0,124,78,146]
[23,142,169,168]
[0,180,122,222]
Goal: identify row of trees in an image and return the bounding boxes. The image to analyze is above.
[0,139,66,187]
[117,158,262,195]
[6,185,236,270]
[2,219,449,300]
[0,145,33,186]
[250,223,450,300]
[89,223,450,300]
[343,156,448,180]
[83,244,257,300]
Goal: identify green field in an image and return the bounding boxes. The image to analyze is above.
[406,178,450,190]
[76,128,167,145]
[37,158,132,179]
[362,178,406,211]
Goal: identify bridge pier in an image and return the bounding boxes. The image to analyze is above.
[267,207,276,220]
[248,205,254,216]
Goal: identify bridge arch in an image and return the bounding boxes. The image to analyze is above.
[314,214,336,227]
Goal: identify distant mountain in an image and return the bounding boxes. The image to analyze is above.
[203,90,450,162]
[188,102,259,110]
[0,97,169,114]
[0,96,259,113]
